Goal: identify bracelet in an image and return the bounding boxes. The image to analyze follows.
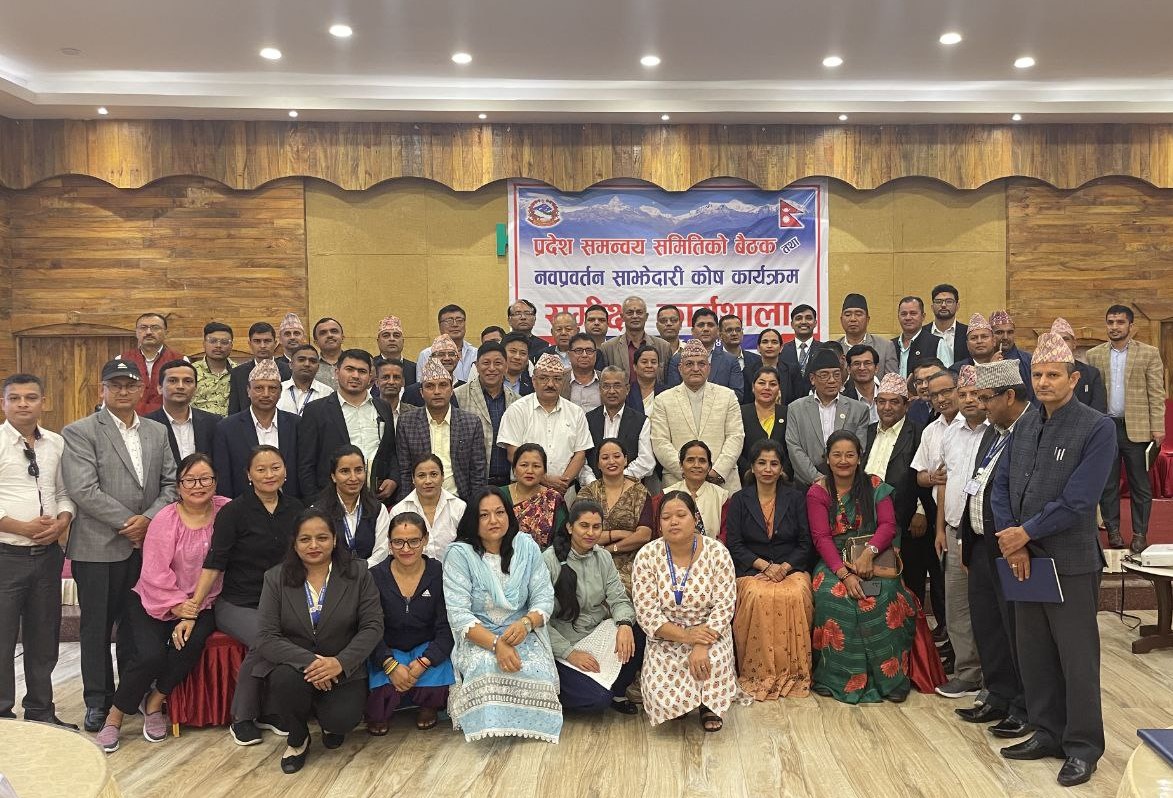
[492,634,501,654]
[383,659,399,676]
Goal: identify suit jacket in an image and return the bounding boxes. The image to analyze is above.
[1086,339,1167,442]
[837,333,899,378]
[665,348,745,401]
[723,483,811,578]
[372,354,417,387]
[146,406,219,463]
[729,349,764,402]
[865,417,928,533]
[960,424,999,566]
[395,405,486,501]
[585,403,648,479]
[253,559,384,684]
[780,339,816,405]
[784,394,872,487]
[213,408,302,500]
[297,393,397,501]
[226,358,292,416]
[1073,360,1107,413]
[649,383,744,488]
[61,411,177,562]
[907,322,970,374]
[738,403,792,482]
[454,378,520,466]
[400,380,465,408]
[600,333,672,381]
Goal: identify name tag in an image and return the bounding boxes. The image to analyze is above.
[963,478,981,496]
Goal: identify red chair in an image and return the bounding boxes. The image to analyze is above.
[1151,399,1173,499]
[167,631,247,736]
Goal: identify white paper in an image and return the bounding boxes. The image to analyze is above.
[556,618,622,689]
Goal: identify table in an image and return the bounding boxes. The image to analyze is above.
[1123,561,1173,654]
[1117,731,1173,798]
[0,718,121,798]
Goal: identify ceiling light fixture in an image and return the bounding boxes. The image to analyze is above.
[288,110,299,118]
[329,24,353,38]
[838,114,849,121]
[640,55,661,67]
[478,113,487,120]
[1014,56,1035,69]
[451,52,472,64]
[822,55,843,67]
[661,114,670,121]
[939,32,962,45]
[96,106,108,115]
[259,47,282,60]
[1011,113,1023,121]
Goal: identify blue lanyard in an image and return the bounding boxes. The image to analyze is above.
[290,385,314,415]
[664,536,697,606]
[340,502,362,549]
[305,572,330,627]
[977,432,1012,474]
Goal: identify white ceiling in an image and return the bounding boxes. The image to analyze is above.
[2,0,1173,122]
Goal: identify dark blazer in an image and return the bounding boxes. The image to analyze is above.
[213,408,301,500]
[624,381,666,416]
[665,348,745,401]
[738,403,792,482]
[960,425,999,566]
[369,556,453,667]
[585,404,647,479]
[737,349,764,402]
[908,322,969,375]
[395,404,486,501]
[253,559,384,684]
[147,406,219,463]
[779,339,815,405]
[1074,360,1108,413]
[372,355,417,387]
[226,359,292,416]
[507,372,535,397]
[723,483,812,578]
[400,380,465,408]
[865,416,928,533]
[297,393,398,501]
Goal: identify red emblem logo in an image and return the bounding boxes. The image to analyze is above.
[526,198,562,228]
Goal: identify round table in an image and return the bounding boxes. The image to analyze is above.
[1117,732,1173,798]
[1122,561,1173,654]
[0,718,121,798]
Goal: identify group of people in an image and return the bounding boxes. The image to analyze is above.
[0,287,1163,788]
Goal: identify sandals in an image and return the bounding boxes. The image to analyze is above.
[698,706,723,733]
[416,707,438,730]
[366,721,389,736]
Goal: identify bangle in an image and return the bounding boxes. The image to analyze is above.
[383,659,399,676]
[492,634,501,654]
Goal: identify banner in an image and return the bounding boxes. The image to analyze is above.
[508,180,828,344]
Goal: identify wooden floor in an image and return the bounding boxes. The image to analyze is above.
[15,611,1168,798]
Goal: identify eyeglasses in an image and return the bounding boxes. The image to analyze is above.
[509,309,536,317]
[205,337,232,347]
[103,381,142,393]
[179,475,216,488]
[929,387,957,399]
[931,298,957,306]
[440,316,466,326]
[390,537,425,550]
[569,347,596,356]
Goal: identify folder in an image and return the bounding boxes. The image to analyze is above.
[1138,729,1173,769]
[1147,442,1159,471]
[995,557,1064,603]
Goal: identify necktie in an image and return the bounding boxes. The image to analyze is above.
[798,342,808,371]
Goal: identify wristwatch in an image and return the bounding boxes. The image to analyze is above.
[865,544,880,556]
[521,616,534,633]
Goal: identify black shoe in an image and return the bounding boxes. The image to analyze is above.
[27,714,79,730]
[931,625,949,643]
[321,732,344,750]
[230,720,263,746]
[1130,534,1149,554]
[1107,529,1125,549]
[281,739,310,774]
[1001,735,1064,760]
[883,685,910,703]
[989,717,1032,739]
[956,704,1007,724]
[1057,757,1096,787]
[256,715,289,736]
[611,699,639,715]
[83,707,109,733]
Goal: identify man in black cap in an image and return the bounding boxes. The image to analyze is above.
[838,293,898,379]
[784,344,871,488]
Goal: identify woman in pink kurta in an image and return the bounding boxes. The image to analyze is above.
[631,490,750,731]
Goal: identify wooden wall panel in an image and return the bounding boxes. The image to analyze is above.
[0,190,12,377]
[6,118,1173,191]
[1,176,307,375]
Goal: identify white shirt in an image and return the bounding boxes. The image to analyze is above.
[0,422,75,546]
[250,408,279,448]
[940,418,990,528]
[108,409,145,485]
[278,378,334,416]
[579,406,655,485]
[391,488,466,562]
[931,323,958,368]
[497,394,593,479]
[163,407,196,460]
[911,412,963,476]
[417,341,479,382]
[968,405,1029,536]
[339,393,381,471]
[817,398,838,445]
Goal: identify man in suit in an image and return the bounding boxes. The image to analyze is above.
[601,296,672,381]
[146,359,218,462]
[297,349,397,503]
[561,333,602,413]
[1087,304,1167,552]
[61,358,177,731]
[455,342,519,488]
[780,303,818,404]
[665,308,745,401]
[402,334,467,407]
[655,304,684,361]
[372,315,417,387]
[950,313,1033,402]
[502,332,536,397]
[650,339,744,489]
[507,298,553,361]
[785,346,871,488]
[955,359,1035,739]
[417,304,478,383]
[893,296,927,378]
[582,303,611,371]
[396,357,486,501]
[277,344,334,416]
[119,312,186,417]
[718,313,763,402]
[226,321,292,416]
[838,293,898,378]
[842,344,881,424]
[993,333,1116,787]
[214,360,301,500]
[990,310,1034,374]
[907,283,970,373]
[275,312,308,371]
[1051,317,1106,412]
[374,358,406,431]
[583,366,655,484]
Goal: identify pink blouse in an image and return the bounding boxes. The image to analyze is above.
[805,482,897,574]
[134,496,229,621]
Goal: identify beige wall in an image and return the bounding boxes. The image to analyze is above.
[307,177,1008,354]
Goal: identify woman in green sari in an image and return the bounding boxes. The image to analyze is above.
[805,430,916,704]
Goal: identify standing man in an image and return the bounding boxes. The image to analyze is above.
[276,344,334,416]
[418,305,478,382]
[507,299,553,361]
[562,333,602,413]
[664,309,744,400]
[373,315,417,386]
[908,284,969,372]
[214,360,301,500]
[544,311,580,370]
[582,303,611,371]
[502,332,535,397]
[275,313,307,370]
[0,374,76,727]
[893,296,927,378]
[455,342,519,489]
[993,333,1115,787]
[147,360,218,462]
[62,359,176,731]
[226,322,291,416]
[780,303,818,404]
[1087,304,1166,552]
[718,314,763,402]
[582,366,655,484]
[374,359,406,431]
[843,344,881,423]
[838,293,898,378]
[191,322,236,417]
[601,296,671,381]
[952,314,1031,397]
[785,346,871,488]
[1051,318,1106,412]
[120,312,185,416]
[312,317,346,388]
[990,310,1033,375]
[655,304,684,360]
[402,335,466,407]
[396,358,486,501]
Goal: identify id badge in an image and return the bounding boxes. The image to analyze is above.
[963,478,981,496]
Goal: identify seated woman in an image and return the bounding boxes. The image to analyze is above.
[807,430,916,704]
[390,454,466,561]
[632,491,749,732]
[576,438,654,592]
[542,500,644,714]
[499,443,568,550]
[366,511,454,734]
[96,454,229,752]
[725,439,813,700]
[444,488,562,742]
[254,509,383,773]
[313,445,390,569]
[663,440,729,538]
[738,366,792,483]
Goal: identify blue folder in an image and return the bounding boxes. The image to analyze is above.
[995,557,1064,603]
[1139,729,1173,768]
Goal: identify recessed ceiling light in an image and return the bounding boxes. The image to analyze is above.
[59,47,82,56]
[1011,113,1023,121]
[259,47,282,61]
[328,24,353,38]
[640,55,661,67]
[478,113,487,120]
[822,55,843,68]
[1014,56,1035,69]
[96,106,108,115]
[661,114,670,121]
[838,114,849,121]
[939,32,962,45]
[288,110,299,118]
[451,52,472,65]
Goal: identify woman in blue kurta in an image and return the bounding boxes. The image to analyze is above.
[443,487,562,742]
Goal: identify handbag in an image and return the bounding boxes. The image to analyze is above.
[843,534,903,579]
